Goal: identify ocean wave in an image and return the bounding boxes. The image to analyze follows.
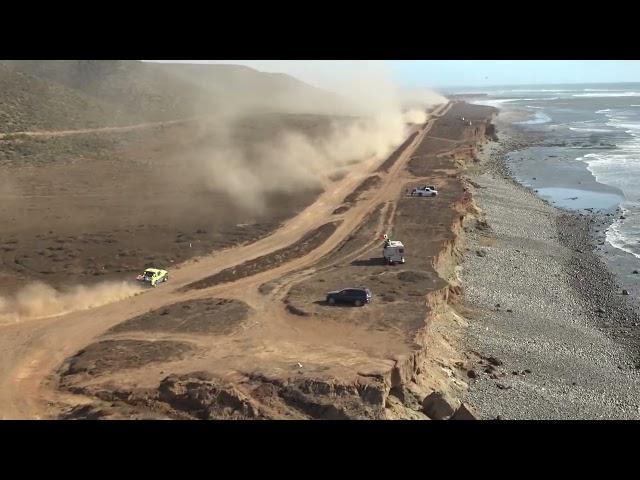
[573,92,640,98]
[515,111,552,125]
[470,98,540,109]
[509,89,575,93]
[569,127,617,133]
[583,89,623,92]
[606,118,640,132]
[580,149,640,206]
[576,119,600,124]
[526,105,544,109]
[501,95,561,101]
[583,152,640,166]
[596,109,611,113]
[606,209,640,259]
[470,98,520,108]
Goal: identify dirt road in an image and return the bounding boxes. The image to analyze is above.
[0,103,452,419]
[0,117,203,140]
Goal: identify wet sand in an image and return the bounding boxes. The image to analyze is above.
[506,146,625,210]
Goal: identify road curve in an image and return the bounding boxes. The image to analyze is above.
[0,103,452,419]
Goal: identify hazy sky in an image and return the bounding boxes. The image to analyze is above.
[393,60,640,88]
[148,60,640,90]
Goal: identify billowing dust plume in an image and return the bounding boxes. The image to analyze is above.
[0,61,445,320]
[0,281,143,323]
[196,113,417,211]
[403,109,428,124]
[184,61,446,212]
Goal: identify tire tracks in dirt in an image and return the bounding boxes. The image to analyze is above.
[0,117,204,141]
[0,103,452,419]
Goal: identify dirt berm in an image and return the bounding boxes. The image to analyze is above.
[181,221,340,290]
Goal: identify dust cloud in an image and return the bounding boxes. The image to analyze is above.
[185,61,446,212]
[0,61,445,320]
[0,281,143,323]
[195,113,415,212]
[403,109,428,124]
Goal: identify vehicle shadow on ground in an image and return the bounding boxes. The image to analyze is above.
[350,257,388,267]
[312,300,360,308]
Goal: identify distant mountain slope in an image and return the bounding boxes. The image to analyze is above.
[0,63,139,133]
[1,61,348,127]
[2,61,213,122]
[150,62,350,114]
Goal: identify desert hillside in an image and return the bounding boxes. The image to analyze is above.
[0,63,136,132]
[0,60,345,127]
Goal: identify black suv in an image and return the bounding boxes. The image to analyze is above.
[326,288,372,307]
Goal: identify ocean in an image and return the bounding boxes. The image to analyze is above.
[461,83,640,267]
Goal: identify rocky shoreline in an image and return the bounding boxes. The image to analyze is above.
[557,212,640,364]
[460,126,640,419]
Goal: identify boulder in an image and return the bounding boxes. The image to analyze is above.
[157,372,264,420]
[385,394,430,420]
[451,403,479,420]
[487,356,503,366]
[422,391,461,420]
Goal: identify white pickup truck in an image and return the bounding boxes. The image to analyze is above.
[410,185,438,197]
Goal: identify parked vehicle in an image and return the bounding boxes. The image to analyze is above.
[326,288,372,307]
[136,268,169,287]
[411,186,438,197]
[383,239,405,265]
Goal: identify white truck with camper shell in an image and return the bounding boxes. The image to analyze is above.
[382,234,405,265]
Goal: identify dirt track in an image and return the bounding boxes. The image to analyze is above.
[0,103,457,419]
[0,117,203,140]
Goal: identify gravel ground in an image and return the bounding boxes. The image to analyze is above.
[461,133,640,419]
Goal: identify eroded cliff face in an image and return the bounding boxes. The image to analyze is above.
[383,115,495,420]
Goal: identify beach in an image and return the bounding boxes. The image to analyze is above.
[461,127,640,419]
